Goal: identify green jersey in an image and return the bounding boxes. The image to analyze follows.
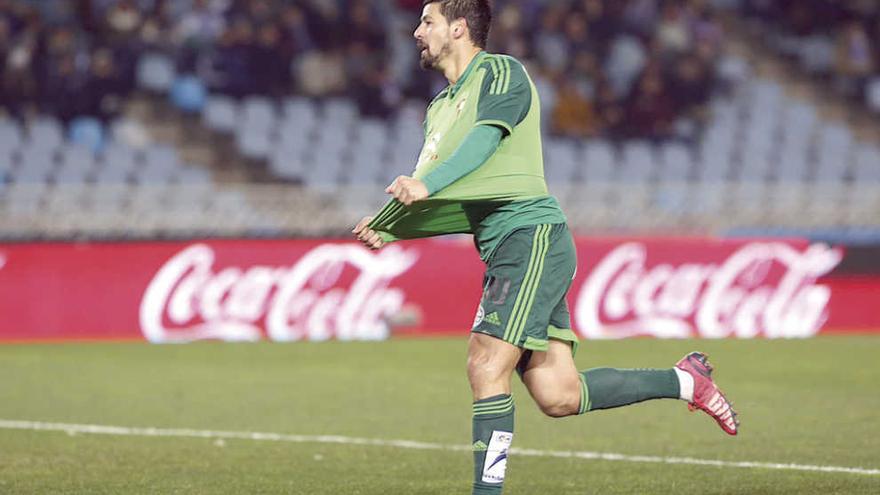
[369,51,566,261]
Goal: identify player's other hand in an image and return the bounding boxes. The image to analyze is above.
[386,176,428,206]
[352,216,384,250]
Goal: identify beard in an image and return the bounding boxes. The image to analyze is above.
[419,41,451,71]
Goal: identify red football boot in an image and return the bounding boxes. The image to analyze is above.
[676,352,739,436]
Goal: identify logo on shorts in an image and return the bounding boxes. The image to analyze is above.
[472,304,485,328]
[484,312,501,326]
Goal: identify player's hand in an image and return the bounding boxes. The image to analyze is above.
[352,216,384,250]
[386,176,428,206]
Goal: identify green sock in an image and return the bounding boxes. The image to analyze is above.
[472,394,514,495]
[577,368,679,413]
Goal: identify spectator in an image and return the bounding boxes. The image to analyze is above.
[626,65,675,139]
[834,20,874,99]
[0,0,733,142]
[552,78,599,138]
[84,48,125,122]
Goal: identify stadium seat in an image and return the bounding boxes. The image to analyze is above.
[582,140,616,182]
[237,126,273,160]
[696,153,731,184]
[242,96,277,132]
[852,145,880,182]
[202,96,238,134]
[5,183,47,214]
[59,144,94,169]
[659,142,693,181]
[100,143,137,172]
[133,165,175,185]
[0,119,23,153]
[781,102,817,140]
[0,147,15,176]
[814,123,853,181]
[174,165,213,184]
[137,52,176,93]
[357,119,389,146]
[775,144,809,183]
[276,117,312,148]
[133,145,180,185]
[109,117,152,149]
[269,145,306,181]
[69,116,105,153]
[12,162,54,184]
[170,75,207,113]
[544,139,579,183]
[738,155,771,182]
[323,98,358,125]
[867,78,880,113]
[282,97,318,132]
[346,152,384,185]
[28,117,64,149]
[143,145,181,171]
[93,165,131,184]
[620,140,655,183]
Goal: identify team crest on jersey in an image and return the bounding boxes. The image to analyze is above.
[456,95,468,116]
[416,132,442,170]
[472,304,485,328]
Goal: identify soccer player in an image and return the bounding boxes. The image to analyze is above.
[353,1,739,493]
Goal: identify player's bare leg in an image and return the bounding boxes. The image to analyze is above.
[467,333,521,495]
[521,340,581,417]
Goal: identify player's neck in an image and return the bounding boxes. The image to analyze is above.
[444,46,482,85]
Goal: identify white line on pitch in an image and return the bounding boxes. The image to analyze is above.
[1,419,878,477]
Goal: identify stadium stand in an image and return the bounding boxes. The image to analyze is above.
[0,0,877,242]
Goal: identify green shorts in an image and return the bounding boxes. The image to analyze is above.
[472,223,580,357]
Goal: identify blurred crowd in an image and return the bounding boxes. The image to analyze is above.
[739,0,879,102]
[0,0,729,140]
[489,0,724,139]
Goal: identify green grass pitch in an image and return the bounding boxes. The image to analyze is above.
[0,336,878,494]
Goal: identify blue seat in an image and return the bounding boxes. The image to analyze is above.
[170,75,207,113]
[69,116,104,153]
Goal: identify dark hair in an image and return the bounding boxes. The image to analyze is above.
[423,0,492,49]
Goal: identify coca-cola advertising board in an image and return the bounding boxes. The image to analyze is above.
[0,237,875,342]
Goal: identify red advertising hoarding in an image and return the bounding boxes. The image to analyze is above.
[0,237,875,342]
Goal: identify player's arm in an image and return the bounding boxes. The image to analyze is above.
[390,57,532,200]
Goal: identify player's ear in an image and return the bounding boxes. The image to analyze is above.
[452,18,467,40]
